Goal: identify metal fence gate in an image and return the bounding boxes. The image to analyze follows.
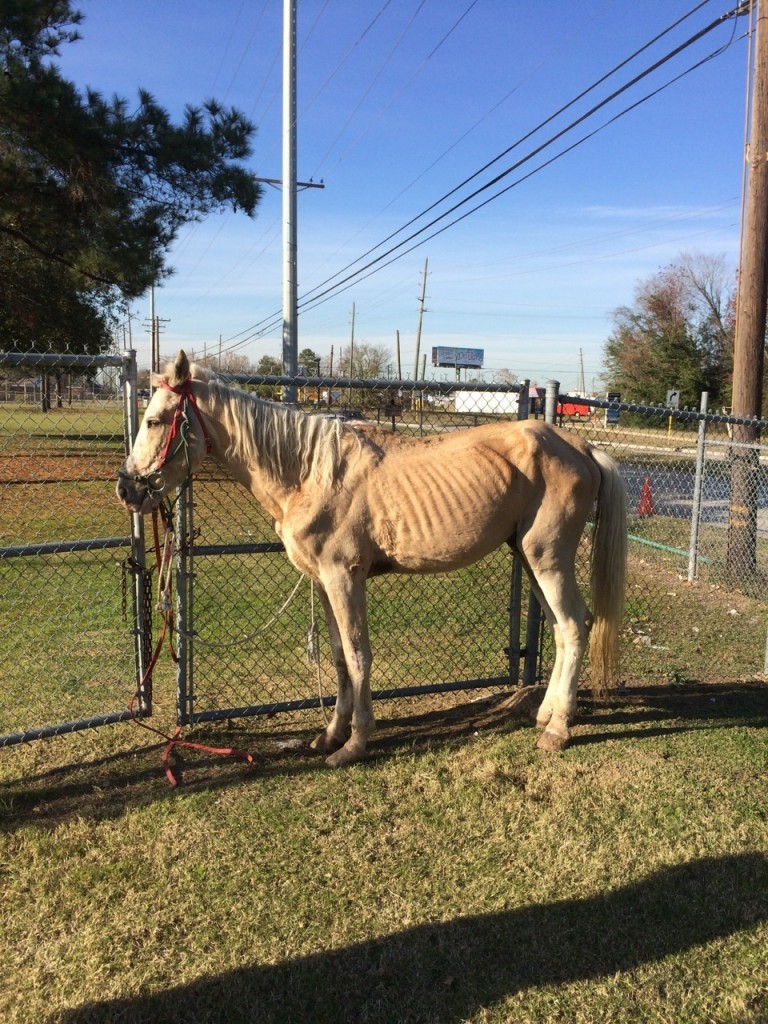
[0,349,152,746]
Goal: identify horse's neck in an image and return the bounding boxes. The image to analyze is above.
[201,386,296,522]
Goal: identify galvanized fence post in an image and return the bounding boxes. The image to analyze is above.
[508,379,530,684]
[544,379,560,425]
[123,347,153,715]
[176,476,194,726]
[687,391,709,582]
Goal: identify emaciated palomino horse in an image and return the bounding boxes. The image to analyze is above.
[117,351,627,765]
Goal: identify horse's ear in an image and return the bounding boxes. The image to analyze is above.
[169,350,190,386]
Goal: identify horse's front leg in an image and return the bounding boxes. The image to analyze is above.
[309,585,353,756]
[318,569,375,768]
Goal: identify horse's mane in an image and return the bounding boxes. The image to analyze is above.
[187,363,346,488]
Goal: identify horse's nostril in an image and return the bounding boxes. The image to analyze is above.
[116,476,136,504]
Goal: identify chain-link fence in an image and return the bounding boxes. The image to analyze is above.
[0,349,151,746]
[556,391,768,688]
[3,354,767,750]
[174,374,531,726]
[178,372,768,729]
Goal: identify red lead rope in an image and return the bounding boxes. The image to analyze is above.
[128,488,254,787]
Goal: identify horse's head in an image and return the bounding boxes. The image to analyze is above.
[116,350,211,514]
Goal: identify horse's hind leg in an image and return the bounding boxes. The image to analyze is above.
[515,548,566,731]
[309,587,353,755]
[527,562,592,752]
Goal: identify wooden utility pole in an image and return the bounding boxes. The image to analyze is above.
[728,0,768,577]
[412,258,429,380]
[349,302,355,372]
[149,284,156,375]
[348,303,355,407]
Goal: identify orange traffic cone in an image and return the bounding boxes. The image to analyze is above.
[637,476,655,516]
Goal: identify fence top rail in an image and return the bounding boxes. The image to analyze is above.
[0,351,126,370]
[0,537,132,559]
[147,363,768,432]
[221,372,525,395]
[583,396,768,430]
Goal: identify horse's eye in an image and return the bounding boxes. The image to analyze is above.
[146,418,160,429]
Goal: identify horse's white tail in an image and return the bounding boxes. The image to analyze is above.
[588,448,627,697]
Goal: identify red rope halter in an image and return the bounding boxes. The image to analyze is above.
[155,377,212,470]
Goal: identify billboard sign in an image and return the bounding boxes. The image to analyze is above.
[431,346,484,369]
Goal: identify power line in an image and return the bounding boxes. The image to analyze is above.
[308,0,429,175]
[299,1,394,119]
[290,11,748,315]
[313,0,481,179]
[220,3,748,356]
[299,0,721,305]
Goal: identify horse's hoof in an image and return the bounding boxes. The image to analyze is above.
[535,711,552,730]
[325,745,367,768]
[536,729,570,752]
[310,732,345,754]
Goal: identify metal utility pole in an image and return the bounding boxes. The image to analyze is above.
[412,258,429,380]
[727,0,768,577]
[282,0,298,396]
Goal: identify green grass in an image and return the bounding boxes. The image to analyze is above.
[0,402,124,436]
[1,684,767,1023]
[2,410,768,1022]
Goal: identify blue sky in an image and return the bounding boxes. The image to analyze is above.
[61,1,749,392]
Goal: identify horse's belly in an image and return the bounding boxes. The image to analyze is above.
[371,449,521,573]
[383,508,512,574]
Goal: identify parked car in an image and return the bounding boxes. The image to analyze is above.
[322,409,366,422]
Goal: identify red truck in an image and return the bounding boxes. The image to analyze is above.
[557,398,591,419]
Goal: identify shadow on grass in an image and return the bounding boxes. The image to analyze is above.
[2,680,767,834]
[572,679,768,746]
[0,728,320,834]
[375,679,768,758]
[57,852,768,1024]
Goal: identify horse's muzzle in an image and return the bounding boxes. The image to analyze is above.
[116,469,163,515]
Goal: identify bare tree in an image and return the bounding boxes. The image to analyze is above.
[603,252,735,407]
[335,342,392,378]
